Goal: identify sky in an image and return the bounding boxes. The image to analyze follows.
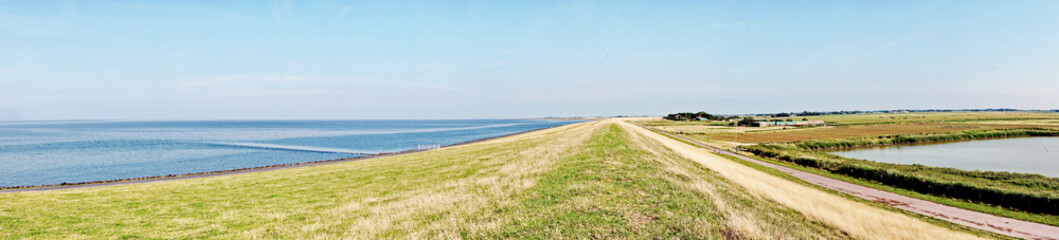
[1,1,1057,120]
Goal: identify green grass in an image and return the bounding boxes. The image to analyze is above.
[0,122,861,239]
[488,124,845,239]
[492,124,725,238]
[726,152,1059,228]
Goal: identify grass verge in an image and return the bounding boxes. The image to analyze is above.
[729,151,1059,227]
[745,139,1059,216]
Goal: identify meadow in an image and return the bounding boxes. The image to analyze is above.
[706,124,1028,143]
[4,120,974,239]
[758,111,1059,126]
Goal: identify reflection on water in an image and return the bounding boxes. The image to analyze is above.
[829,137,1059,177]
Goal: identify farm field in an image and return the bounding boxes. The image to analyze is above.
[960,119,1059,127]
[706,123,1044,143]
[759,111,1059,126]
[651,125,795,135]
[2,120,988,239]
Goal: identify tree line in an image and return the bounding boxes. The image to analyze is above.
[664,112,766,126]
[663,112,724,121]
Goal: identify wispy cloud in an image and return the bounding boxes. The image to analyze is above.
[520,84,693,101]
[829,33,927,65]
[406,83,457,91]
[875,34,920,51]
[177,74,313,92]
[341,6,354,16]
[0,5,41,35]
[0,64,47,76]
[271,0,295,24]
[230,89,338,97]
[101,2,252,19]
[711,21,754,29]
[178,74,460,95]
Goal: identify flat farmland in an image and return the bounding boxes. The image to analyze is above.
[760,111,1059,126]
[960,119,1059,127]
[705,123,1043,143]
[652,125,793,134]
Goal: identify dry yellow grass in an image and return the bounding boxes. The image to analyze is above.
[617,120,983,240]
[620,121,834,238]
[301,120,604,239]
[2,119,992,239]
[961,119,1059,127]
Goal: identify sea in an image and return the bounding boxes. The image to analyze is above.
[0,119,580,187]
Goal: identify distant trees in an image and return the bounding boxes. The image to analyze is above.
[799,111,823,116]
[737,117,756,126]
[664,112,722,121]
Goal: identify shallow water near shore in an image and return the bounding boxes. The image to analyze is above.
[829,137,1059,177]
[0,119,579,187]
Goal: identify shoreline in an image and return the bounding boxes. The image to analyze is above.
[0,121,585,193]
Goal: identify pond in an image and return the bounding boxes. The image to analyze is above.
[828,137,1059,177]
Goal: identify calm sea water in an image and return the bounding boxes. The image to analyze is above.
[829,137,1059,177]
[0,119,579,187]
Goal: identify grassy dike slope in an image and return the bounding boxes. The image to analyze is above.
[1,120,976,239]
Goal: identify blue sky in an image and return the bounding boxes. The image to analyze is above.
[1,1,1057,120]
